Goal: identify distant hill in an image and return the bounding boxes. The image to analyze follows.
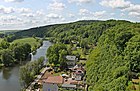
[14,20,102,38]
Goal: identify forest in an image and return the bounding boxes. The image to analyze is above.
[12,20,140,90]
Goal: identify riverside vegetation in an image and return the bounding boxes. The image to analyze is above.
[0,37,42,67]
[1,20,140,91]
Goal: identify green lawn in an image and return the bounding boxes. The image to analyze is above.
[12,37,42,51]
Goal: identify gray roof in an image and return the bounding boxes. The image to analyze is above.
[66,55,76,61]
[62,84,76,88]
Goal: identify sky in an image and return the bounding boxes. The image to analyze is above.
[0,0,140,30]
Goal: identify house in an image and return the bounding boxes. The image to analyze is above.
[62,84,77,90]
[74,70,84,81]
[43,83,58,91]
[65,55,78,67]
[43,76,64,91]
[72,66,85,81]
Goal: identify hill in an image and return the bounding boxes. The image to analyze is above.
[14,20,140,90]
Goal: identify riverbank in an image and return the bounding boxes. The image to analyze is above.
[0,40,52,91]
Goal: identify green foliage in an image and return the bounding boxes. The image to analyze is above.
[19,57,44,88]
[0,39,10,49]
[12,37,42,51]
[86,23,140,91]
[1,49,15,66]
[47,43,68,69]
[0,42,31,66]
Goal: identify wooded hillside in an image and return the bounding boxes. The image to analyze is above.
[14,20,140,91]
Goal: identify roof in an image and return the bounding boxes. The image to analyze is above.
[45,76,64,84]
[66,55,76,61]
[62,84,76,88]
[132,79,140,83]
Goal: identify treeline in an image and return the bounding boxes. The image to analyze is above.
[14,20,131,47]
[19,57,44,88]
[0,39,31,66]
[86,23,140,90]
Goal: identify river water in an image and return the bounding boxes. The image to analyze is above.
[0,41,52,91]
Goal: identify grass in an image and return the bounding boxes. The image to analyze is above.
[12,37,42,51]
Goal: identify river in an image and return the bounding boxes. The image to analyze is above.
[0,41,52,91]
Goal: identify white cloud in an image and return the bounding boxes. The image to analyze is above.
[0,15,23,25]
[79,9,92,15]
[48,1,65,11]
[93,11,106,18]
[79,8,107,20]
[99,0,140,20]
[18,8,32,13]
[21,13,35,17]
[100,0,131,9]
[123,4,140,13]
[129,12,140,17]
[110,13,115,16]
[122,4,140,19]
[69,13,75,18]
[120,13,125,16]
[79,8,106,18]
[68,0,93,3]
[36,10,45,16]
[46,13,62,19]
[4,0,24,2]
[0,6,15,14]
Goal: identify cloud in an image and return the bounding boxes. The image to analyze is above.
[69,13,75,18]
[122,4,140,19]
[79,8,106,18]
[79,8,107,20]
[36,10,45,16]
[4,0,24,2]
[0,6,15,14]
[21,13,35,18]
[0,15,22,25]
[18,8,32,13]
[46,13,62,19]
[48,1,65,11]
[100,0,131,9]
[79,9,92,15]
[68,0,93,3]
[99,0,140,20]
[129,12,140,17]
[123,4,140,13]
[93,11,106,18]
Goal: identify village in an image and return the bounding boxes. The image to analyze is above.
[26,54,87,91]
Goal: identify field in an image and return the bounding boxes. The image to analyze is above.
[12,37,42,51]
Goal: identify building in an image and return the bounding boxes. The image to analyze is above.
[72,66,85,81]
[62,84,77,90]
[43,76,64,91]
[65,55,78,67]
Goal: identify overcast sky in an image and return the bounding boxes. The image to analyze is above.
[0,0,140,30]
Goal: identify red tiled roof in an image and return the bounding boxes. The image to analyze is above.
[45,76,64,84]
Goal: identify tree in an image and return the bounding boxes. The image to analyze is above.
[1,49,15,66]
[47,44,68,68]
[0,40,10,49]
